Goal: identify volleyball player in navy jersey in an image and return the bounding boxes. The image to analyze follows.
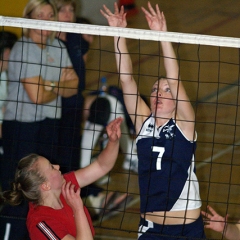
[101,2,206,239]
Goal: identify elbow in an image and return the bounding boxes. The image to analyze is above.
[63,88,78,98]
[30,93,50,104]
[29,95,43,104]
[34,98,45,104]
[35,99,44,104]
[66,80,78,97]
[72,87,78,95]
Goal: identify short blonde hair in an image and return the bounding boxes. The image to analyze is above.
[54,0,76,13]
[54,0,76,22]
[23,0,57,40]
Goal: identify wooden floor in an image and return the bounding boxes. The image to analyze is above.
[81,0,240,239]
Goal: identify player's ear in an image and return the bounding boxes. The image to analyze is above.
[41,181,51,191]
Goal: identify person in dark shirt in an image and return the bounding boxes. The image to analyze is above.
[55,0,129,220]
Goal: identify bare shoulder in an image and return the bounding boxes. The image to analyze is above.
[135,103,151,134]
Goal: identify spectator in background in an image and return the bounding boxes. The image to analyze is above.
[0,0,78,239]
[0,31,17,161]
[55,0,90,172]
[76,16,94,62]
[55,0,129,221]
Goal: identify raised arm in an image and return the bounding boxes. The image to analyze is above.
[142,2,195,140]
[75,117,122,187]
[101,3,150,134]
[202,205,240,239]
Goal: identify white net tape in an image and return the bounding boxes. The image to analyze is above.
[1,15,240,48]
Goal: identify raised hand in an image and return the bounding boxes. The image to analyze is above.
[100,2,127,28]
[106,117,123,142]
[202,205,228,233]
[141,1,167,32]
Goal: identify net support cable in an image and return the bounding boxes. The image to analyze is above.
[1,15,240,48]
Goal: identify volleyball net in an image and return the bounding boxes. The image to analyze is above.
[1,16,240,239]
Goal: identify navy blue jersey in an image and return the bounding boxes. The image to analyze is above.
[58,33,89,172]
[61,32,88,109]
[136,115,201,213]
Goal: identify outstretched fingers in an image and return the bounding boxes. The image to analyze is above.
[207,205,218,216]
[201,205,228,233]
[147,1,157,16]
[100,2,127,27]
[201,205,217,220]
[100,4,114,19]
[141,1,166,31]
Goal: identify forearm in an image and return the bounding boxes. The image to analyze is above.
[45,79,78,97]
[114,36,133,83]
[224,223,240,240]
[22,77,57,104]
[74,207,93,240]
[96,139,120,173]
[41,88,58,103]
[160,41,179,81]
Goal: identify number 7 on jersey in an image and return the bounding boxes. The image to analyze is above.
[152,146,165,170]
